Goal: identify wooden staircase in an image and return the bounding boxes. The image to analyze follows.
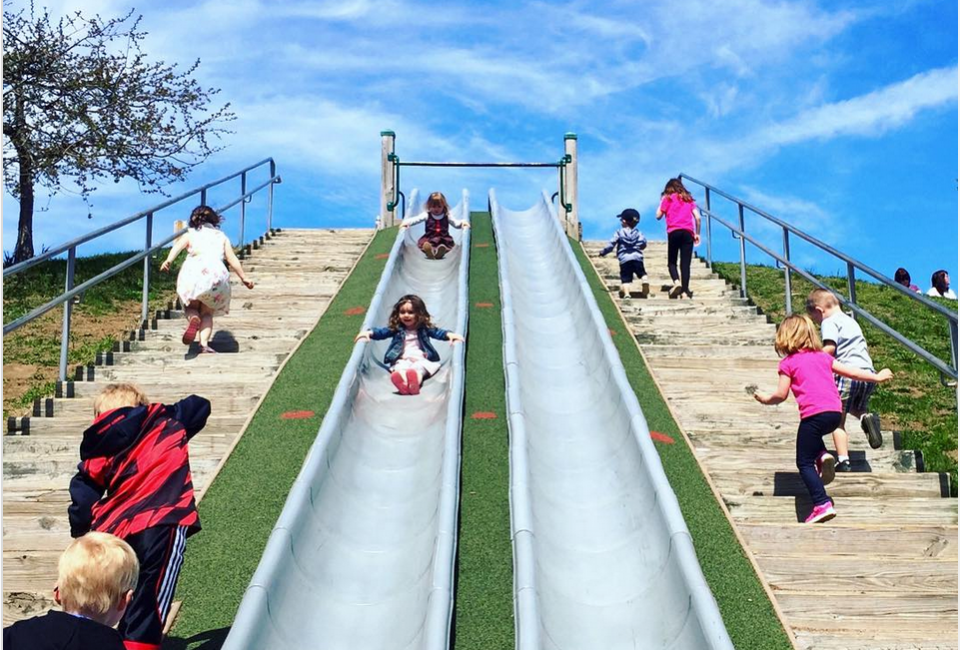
[2,228,373,626]
[585,240,958,650]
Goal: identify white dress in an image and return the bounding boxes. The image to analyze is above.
[176,225,232,316]
[391,330,442,378]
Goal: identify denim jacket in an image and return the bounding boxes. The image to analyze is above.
[370,326,450,366]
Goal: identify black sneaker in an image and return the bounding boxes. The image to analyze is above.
[861,413,883,449]
[835,459,852,473]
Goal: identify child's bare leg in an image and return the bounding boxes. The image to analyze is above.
[198,303,215,348]
[831,426,849,459]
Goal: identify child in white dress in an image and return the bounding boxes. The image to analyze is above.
[161,206,254,353]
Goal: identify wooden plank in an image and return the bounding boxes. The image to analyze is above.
[756,556,957,593]
[723,496,959,525]
[709,470,944,498]
[739,523,958,559]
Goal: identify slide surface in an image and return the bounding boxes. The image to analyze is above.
[223,190,469,650]
[491,190,734,650]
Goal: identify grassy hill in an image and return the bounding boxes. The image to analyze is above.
[711,261,958,495]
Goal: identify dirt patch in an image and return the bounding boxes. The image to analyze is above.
[3,298,169,417]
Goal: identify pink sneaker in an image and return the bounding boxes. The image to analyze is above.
[816,451,836,486]
[390,371,408,394]
[804,501,836,524]
[405,368,421,395]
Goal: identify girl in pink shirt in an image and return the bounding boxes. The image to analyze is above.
[753,315,892,523]
[655,178,701,299]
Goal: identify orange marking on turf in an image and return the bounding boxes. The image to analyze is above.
[609,328,617,336]
[344,306,366,316]
[650,431,675,444]
[475,302,494,308]
[474,243,490,248]
[281,410,316,420]
[471,411,497,420]
[374,253,389,259]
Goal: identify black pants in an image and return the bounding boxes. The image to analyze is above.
[667,230,695,294]
[119,525,188,650]
[796,411,842,506]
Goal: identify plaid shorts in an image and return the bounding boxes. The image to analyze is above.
[835,373,876,414]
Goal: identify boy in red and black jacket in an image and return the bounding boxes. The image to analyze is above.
[68,383,210,650]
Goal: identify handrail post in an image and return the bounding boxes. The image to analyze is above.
[950,320,958,372]
[239,171,247,248]
[381,131,397,228]
[738,204,747,299]
[846,262,857,318]
[704,188,712,268]
[59,247,77,381]
[200,188,207,207]
[783,227,792,315]
[268,159,276,231]
[141,213,153,324]
[562,133,578,239]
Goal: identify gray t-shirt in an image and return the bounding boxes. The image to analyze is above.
[821,311,873,370]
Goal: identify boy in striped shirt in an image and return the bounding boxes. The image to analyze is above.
[69,384,210,650]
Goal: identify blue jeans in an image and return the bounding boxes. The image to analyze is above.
[796,411,842,506]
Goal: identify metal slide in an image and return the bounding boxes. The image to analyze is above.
[491,190,734,650]
[223,190,469,650]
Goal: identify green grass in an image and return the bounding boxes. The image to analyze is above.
[166,230,392,649]
[452,213,513,649]
[571,243,794,650]
[712,261,958,495]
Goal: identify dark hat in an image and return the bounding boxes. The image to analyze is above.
[616,208,640,224]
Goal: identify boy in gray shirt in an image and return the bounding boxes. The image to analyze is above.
[806,289,884,471]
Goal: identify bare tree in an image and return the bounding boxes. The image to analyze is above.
[3,2,235,262]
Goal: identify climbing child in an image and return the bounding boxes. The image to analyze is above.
[160,205,255,353]
[354,294,464,395]
[806,289,885,470]
[3,532,139,649]
[655,177,702,299]
[598,208,649,297]
[68,383,211,650]
[400,191,470,259]
[753,315,892,523]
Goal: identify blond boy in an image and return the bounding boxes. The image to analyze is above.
[3,532,138,649]
[806,289,884,471]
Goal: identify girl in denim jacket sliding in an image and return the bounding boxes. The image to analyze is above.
[355,294,464,395]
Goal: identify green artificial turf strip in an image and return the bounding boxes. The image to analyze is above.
[571,242,794,650]
[452,212,514,650]
[167,228,395,649]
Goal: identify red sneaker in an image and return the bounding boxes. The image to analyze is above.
[804,501,836,524]
[405,368,421,395]
[182,317,200,345]
[391,371,408,394]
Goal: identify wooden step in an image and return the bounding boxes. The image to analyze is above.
[722,496,959,525]
[739,523,958,559]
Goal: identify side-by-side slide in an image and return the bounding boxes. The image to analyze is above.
[223,190,470,650]
[491,189,734,650]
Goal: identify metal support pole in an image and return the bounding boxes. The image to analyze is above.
[268,159,276,231]
[950,320,958,372]
[141,213,153,324]
[59,247,77,381]
[380,131,396,228]
[705,188,712,268]
[201,188,207,207]
[563,133,579,239]
[847,262,858,318]
[738,204,748,299]
[783,228,792,315]
[239,171,247,248]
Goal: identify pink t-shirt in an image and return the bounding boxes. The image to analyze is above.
[658,194,697,234]
[777,350,842,419]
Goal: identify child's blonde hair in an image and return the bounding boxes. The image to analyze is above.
[94,383,148,416]
[425,192,450,217]
[804,288,839,315]
[775,314,823,357]
[57,532,139,620]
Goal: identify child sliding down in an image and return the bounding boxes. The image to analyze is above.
[355,294,464,395]
[400,191,470,259]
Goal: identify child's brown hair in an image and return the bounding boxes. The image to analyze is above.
[94,383,149,416]
[661,177,693,202]
[57,532,139,621]
[774,314,823,357]
[189,204,223,229]
[804,288,839,316]
[388,294,433,330]
[425,192,450,217]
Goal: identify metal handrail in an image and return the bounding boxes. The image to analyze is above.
[3,158,281,381]
[682,174,958,382]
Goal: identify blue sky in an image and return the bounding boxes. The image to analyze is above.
[3,0,957,289]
